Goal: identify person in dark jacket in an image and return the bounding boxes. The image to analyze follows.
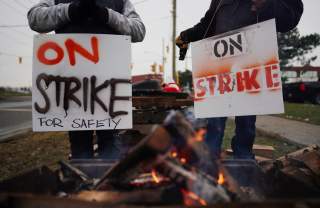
[28,0,146,159]
[176,0,303,159]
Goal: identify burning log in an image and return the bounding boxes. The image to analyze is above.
[157,158,231,204]
[94,111,234,204]
[94,125,172,189]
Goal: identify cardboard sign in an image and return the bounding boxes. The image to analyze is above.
[191,19,284,118]
[32,34,132,132]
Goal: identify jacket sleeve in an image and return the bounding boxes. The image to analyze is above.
[27,0,70,33]
[107,0,146,42]
[259,0,303,33]
[180,0,216,43]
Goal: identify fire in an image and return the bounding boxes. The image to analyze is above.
[217,173,225,185]
[171,151,178,158]
[195,128,207,142]
[180,158,187,164]
[151,169,160,184]
[181,189,208,206]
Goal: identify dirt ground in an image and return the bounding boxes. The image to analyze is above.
[0,121,301,182]
[0,131,69,181]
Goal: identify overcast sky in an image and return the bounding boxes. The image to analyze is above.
[0,0,319,86]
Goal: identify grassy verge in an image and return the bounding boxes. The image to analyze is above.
[222,120,301,158]
[276,102,320,125]
[0,91,31,99]
[0,120,301,181]
[0,131,69,181]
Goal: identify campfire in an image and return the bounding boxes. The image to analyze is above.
[0,111,320,208]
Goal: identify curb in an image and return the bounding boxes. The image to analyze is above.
[256,127,305,148]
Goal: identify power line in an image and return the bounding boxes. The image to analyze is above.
[0,1,26,17]
[0,51,31,58]
[133,0,150,5]
[0,31,31,46]
[13,0,29,10]
[7,27,33,39]
[0,25,28,28]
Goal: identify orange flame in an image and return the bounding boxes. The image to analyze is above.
[181,189,208,206]
[180,158,187,164]
[151,169,160,184]
[195,128,207,142]
[171,151,178,158]
[217,173,225,185]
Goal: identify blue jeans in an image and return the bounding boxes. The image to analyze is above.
[205,116,256,159]
[69,130,121,159]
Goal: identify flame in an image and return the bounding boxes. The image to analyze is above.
[195,128,207,142]
[151,169,160,184]
[181,189,208,206]
[180,158,187,164]
[171,151,178,158]
[217,173,225,185]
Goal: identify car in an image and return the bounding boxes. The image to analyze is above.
[162,83,181,93]
[282,81,320,104]
[132,79,188,99]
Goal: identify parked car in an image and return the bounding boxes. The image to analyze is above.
[132,79,188,99]
[282,81,320,104]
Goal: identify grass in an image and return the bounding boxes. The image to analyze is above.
[0,131,69,182]
[0,90,31,99]
[0,120,301,182]
[222,120,301,158]
[277,102,320,125]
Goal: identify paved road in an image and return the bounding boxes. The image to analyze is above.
[256,115,320,146]
[0,97,32,141]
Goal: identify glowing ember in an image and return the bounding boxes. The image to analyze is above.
[217,173,225,185]
[151,169,160,184]
[181,189,208,206]
[195,128,207,142]
[180,158,187,164]
[171,151,178,158]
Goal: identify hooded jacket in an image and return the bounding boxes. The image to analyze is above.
[181,0,303,43]
[27,0,145,42]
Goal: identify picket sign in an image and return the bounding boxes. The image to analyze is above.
[191,19,284,118]
[32,34,132,132]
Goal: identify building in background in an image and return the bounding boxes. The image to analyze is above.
[282,66,320,83]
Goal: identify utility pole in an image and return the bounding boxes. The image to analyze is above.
[162,38,166,71]
[172,0,177,82]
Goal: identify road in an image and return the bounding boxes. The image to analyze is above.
[0,97,32,141]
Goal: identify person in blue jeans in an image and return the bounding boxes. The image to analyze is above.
[176,0,303,159]
[28,0,145,159]
[206,116,256,159]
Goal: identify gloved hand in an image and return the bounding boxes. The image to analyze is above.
[68,0,95,23]
[93,4,109,24]
[176,36,189,60]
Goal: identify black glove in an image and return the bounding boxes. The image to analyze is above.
[68,0,95,23]
[93,5,109,24]
[176,35,189,61]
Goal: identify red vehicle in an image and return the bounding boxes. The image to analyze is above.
[162,83,181,93]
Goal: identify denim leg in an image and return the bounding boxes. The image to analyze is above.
[205,117,227,158]
[96,130,121,159]
[231,115,256,159]
[69,131,94,159]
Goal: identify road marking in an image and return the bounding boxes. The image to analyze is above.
[0,108,32,112]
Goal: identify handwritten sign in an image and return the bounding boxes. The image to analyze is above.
[191,19,284,118]
[32,34,132,131]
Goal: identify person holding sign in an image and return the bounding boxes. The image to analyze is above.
[176,0,303,159]
[28,0,145,159]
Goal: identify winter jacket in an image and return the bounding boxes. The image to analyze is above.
[27,0,146,42]
[181,0,303,43]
